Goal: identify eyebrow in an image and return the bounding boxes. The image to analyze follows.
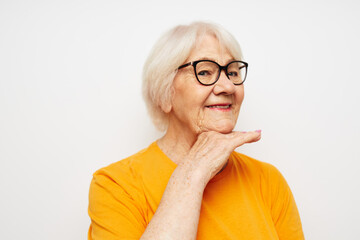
[196,57,216,61]
[188,57,237,64]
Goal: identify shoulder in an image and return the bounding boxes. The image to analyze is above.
[230,151,291,199]
[231,152,295,207]
[231,151,282,179]
[88,143,160,219]
[92,142,158,185]
[90,141,175,196]
[88,144,161,238]
[90,143,157,194]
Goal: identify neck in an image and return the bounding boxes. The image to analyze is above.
[158,122,230,175]
[157,121,198,165]
[158,120,231,176]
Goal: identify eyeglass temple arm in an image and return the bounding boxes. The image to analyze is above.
[178,62,193,70]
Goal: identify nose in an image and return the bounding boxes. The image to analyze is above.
[213,70,236,95]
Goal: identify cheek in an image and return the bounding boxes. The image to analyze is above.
[235,87,245,107]
[171,87,204,122]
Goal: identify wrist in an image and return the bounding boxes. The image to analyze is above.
[175,161,210,190]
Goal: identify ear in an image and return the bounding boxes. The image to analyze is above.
[160,86,174,114]
[160,100,172,114]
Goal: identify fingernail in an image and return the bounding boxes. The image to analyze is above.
[255,129,262,133]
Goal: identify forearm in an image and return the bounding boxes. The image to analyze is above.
[140,163,207,240]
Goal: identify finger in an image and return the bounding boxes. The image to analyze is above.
[246,130,262,143]
[229,130,262,147]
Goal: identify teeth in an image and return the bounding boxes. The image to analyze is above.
[207,105,230,109]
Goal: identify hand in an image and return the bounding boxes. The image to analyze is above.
[180,130,261,185]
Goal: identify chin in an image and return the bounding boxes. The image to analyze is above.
[209,122,236,134]
[215,127,234,134]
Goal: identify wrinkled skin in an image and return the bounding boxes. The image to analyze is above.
[158,34,257,167]
[166,34,244,137]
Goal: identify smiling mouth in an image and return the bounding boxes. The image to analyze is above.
[206,104,232,109]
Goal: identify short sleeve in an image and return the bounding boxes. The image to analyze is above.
[88,169,147,240]
[267,165,305,240]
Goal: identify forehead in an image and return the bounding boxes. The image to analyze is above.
[186,34,234,64]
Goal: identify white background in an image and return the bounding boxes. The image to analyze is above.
[1,0,359,239]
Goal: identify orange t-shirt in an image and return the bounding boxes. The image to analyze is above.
[88,142,304,239]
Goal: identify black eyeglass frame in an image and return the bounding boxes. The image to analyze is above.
[178,60,248,86]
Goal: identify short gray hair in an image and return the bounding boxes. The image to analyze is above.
[142,21,244,131]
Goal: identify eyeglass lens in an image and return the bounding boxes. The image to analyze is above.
[195,61,246,85]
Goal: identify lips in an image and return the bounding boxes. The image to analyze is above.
[205,103,232,109]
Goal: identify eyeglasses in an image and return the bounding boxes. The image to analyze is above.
[178,60,248,86]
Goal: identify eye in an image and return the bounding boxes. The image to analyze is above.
[228,71,238,77]
[198,70,212,76]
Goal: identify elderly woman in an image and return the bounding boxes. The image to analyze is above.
[88,22,304,240]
